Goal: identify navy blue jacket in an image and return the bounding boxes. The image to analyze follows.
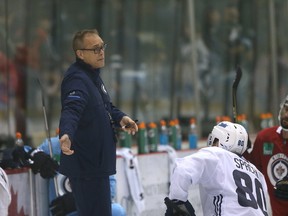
[59,59,126,178]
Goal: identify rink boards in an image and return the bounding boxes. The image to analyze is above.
[6,148,203,216]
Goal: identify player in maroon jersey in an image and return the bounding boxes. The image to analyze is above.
[244,95,288,216]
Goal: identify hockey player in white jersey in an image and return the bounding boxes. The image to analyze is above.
[165,121,269,216]
[0,167,11,216]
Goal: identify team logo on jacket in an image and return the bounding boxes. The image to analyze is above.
[267,153,288,185]
[68,90,81,99]
[101,84,107,94]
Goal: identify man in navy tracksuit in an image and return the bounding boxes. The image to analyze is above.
[59,29,138,216]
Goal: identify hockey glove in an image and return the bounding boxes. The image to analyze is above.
[164,197,196,216]
[30,149,59,178]
[274,176,288,200]
[49,192,77,216]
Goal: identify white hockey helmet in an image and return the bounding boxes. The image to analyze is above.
[207,121,248,155]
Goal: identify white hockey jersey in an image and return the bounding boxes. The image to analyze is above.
[0,167,11,216]
[169,147,269,216]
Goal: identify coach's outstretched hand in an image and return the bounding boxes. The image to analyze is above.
[60,134,74,155]
[49,192,77,216]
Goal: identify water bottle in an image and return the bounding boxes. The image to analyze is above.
[168,120,178,150]
[260,113,268,129]
[137,122,148,154]
[174,118,182,150]
[118,130,132,148]
[15,132,24,147]
[222,116,231,122]
[267,113,274,127]
[188,118,198,149]
[215,116,222,124]
[147,122,158,152]
[238,114,249,132]
[159,120,169,145]
[55,128,60,136]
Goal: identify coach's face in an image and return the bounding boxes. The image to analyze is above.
[77,33,105,69]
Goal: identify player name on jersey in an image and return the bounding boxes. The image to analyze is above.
[234,157,259,178]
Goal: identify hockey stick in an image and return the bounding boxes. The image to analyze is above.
[232,66,242,123]
[37,77,60,197]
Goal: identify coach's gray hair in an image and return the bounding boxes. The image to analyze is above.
[72,29,99,52]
